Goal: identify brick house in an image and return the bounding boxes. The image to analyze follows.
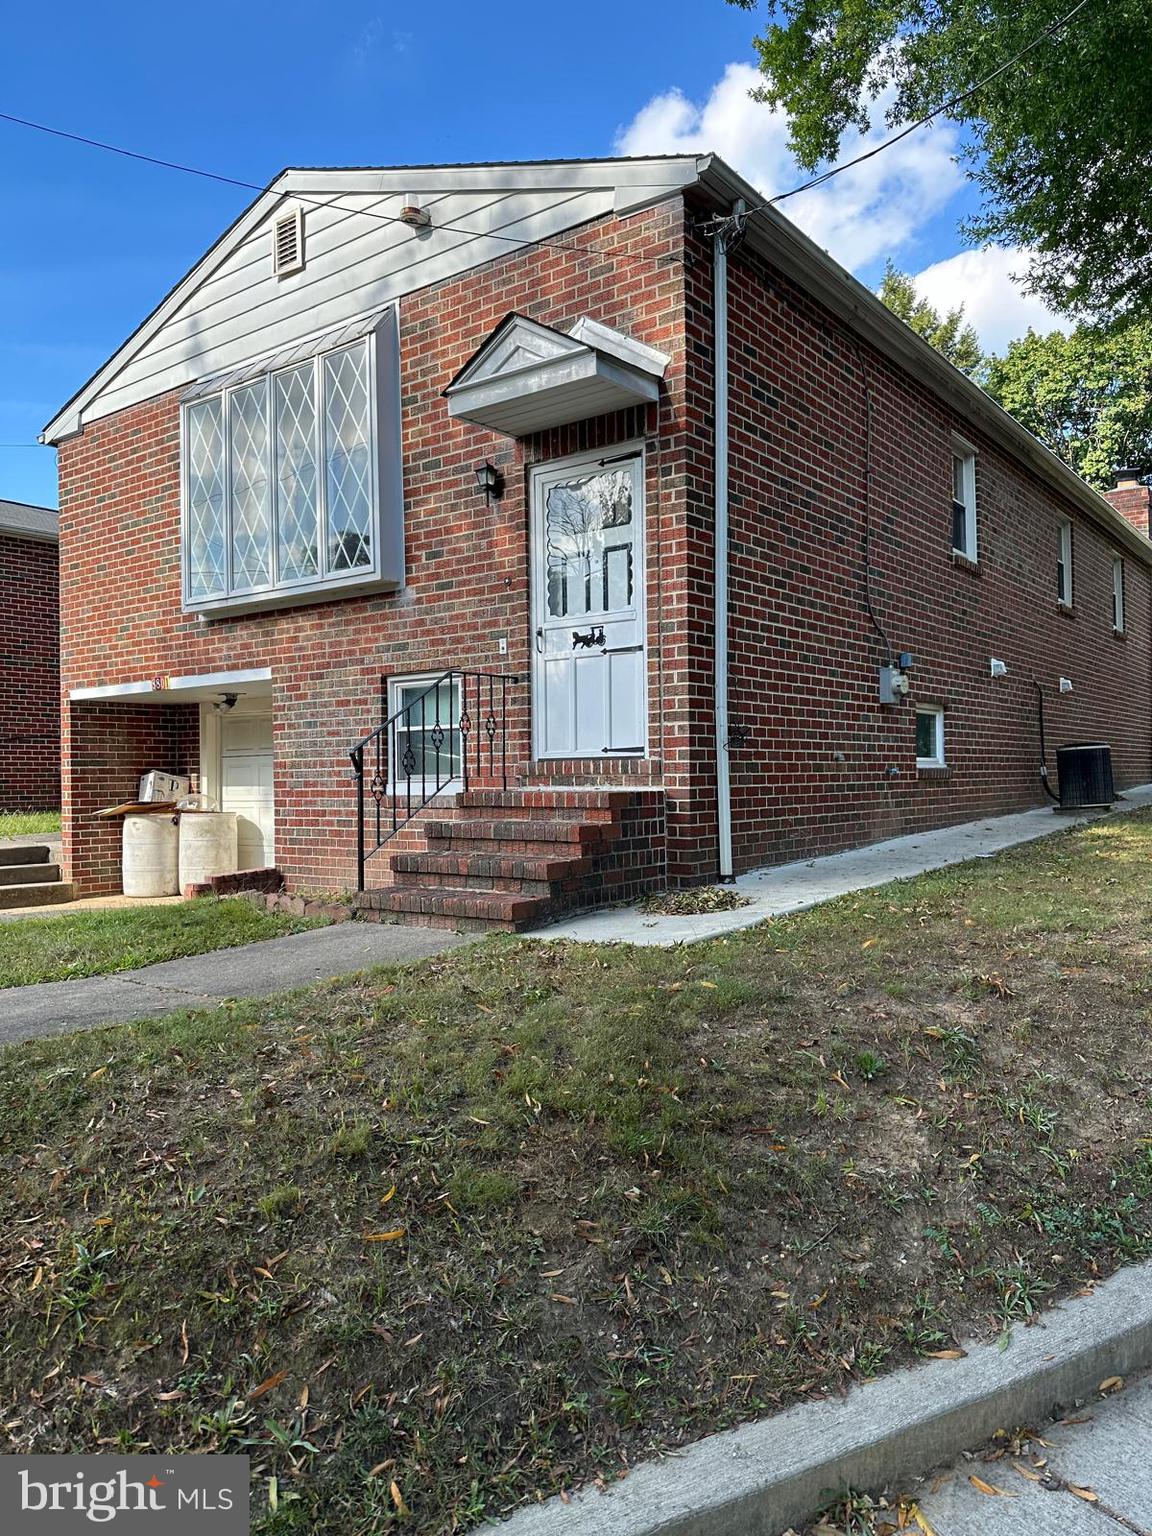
[42,155,1152,928]
[0,498,60,813]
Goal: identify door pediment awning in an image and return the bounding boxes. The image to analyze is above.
[444,314,669,437]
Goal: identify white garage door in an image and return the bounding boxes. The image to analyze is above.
[220,715,275,869]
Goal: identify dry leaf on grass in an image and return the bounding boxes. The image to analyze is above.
[247,1369,288,1402]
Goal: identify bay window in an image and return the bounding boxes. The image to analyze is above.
[182,311,402,614]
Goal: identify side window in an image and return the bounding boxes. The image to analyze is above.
[915,705,946,769]
[1057,520,1073,607]
[951,442,977,561]
[1113,556,1125,632]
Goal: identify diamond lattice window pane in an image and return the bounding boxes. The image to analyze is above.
[323,344,373,572]
[186,398,227,597]
[229,382,272,589]
[274,364,319,581]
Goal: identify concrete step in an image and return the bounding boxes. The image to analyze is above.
[358,884,555,932]
[0,881,75,910]
[0,861,64,888]
[0,843,52,867]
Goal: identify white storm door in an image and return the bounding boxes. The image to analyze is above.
[220,714,275,868]
[532,453,647,759]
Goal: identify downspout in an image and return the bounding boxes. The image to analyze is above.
[712,202,743,882]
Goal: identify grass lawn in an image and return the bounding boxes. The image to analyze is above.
[0,900,330,987]
[0,809,61,839]
[2,814,1152,1534]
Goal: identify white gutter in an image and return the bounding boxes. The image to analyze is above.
[713,209,740,882]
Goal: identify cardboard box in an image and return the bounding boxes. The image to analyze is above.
[138,771,190,803]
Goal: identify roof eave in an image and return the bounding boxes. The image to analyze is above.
[694,157,1152,567]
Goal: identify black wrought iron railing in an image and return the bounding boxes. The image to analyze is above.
[349,669,521,891]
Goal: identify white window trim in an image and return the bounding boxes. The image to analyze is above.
[950,436,978,563]
[1113,555,1126,633]
[1058,519,1074,608]
[386,674,464,793]
[915,704,946,770]
[180,313,403,618]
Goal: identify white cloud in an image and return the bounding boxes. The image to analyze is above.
[615,63,963,270]
[910,246,1062,352]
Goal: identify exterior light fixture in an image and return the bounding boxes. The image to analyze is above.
[474,462,504,504]
[212,693,239,714]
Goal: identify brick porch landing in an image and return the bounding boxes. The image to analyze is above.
[356,787,666,932]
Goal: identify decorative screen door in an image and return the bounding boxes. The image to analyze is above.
[531,453,647,758]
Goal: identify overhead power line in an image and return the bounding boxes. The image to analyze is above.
[750,0,1092,220]
[0,109,678,272]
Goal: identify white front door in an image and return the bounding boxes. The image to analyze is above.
[220,714,275,868]
[532,452,647,758]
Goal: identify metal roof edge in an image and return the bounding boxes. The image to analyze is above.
[693,156,1152,566]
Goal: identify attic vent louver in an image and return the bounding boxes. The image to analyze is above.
[273,207,304,276]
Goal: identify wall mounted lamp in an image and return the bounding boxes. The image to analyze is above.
[474,462,504,505]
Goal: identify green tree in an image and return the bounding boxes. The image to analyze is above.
[877,262,984,377]
[983,323,1152,489]
[727,0,1152,323]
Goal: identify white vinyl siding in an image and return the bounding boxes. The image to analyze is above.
[79,175,680,429]
[1113,556,1126,632]
[182,331,396,614]
[950,441,977,561]
[1058,520,1073,607]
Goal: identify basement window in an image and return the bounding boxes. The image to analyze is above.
[951,440,977,562]
[1057,519,1073,607]
[915,705,946,770]
[182,314,403,615]
[388,675,463,788]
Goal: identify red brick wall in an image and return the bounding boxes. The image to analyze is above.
[64,702,198,895]
[1104,481,1151,538]
[705,231,1152,872]
[55,190,1152,899]
[0,532,60,812]
[56,205,692,896]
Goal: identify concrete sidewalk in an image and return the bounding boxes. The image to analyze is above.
[0,922,470,1045]
[536,786,1152,946]
[916,1369,1152,1534]
[500,1260,1152,1536]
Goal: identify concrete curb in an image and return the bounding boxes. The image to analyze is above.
[500,1260,1152,1536]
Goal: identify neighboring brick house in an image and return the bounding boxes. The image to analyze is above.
[0,498,60,812]
[42,155,1152,926]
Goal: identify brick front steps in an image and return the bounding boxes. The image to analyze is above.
[357,787,665,933]
[0,843,74,909]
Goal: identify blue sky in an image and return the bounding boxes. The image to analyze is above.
[0,0,1052,510]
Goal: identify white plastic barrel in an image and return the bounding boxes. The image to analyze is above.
[122,814,180,897]
[178,811,239,890]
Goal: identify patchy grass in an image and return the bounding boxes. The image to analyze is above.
[0,810,60,839]
[2,814,1152,1534]
[637,884,752,915]
[0,899,329,987]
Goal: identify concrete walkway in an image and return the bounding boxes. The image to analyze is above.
[536,786,1152,946]
[917,1369,1152,1535]
[0,922,470,1045]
